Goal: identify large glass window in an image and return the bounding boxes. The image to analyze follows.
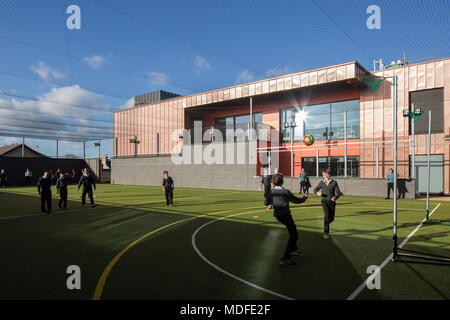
[281,99,359,142]
[215,113,262,142]
[301,156,360,177]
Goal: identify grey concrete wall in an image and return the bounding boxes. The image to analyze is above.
[111,142,416,198]
[274,177,416,199]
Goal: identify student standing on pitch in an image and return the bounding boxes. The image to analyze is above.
[385,168,399,199]
[299,168,308,194]
[56,171,69,210]
[24,168,32,185]
[0,169,7,189]
[38,170,52,214]
[259,168,272,209]
[267,173,308,266]
[162,171,174,207]
[78,168,97,207]
[314,168,342,239]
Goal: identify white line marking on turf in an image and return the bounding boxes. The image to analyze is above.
[192,209,296,300]
[346,202,442,300]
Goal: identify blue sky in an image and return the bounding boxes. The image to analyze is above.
[0,0,448,158]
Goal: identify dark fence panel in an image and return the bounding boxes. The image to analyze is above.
[0,157,99,186]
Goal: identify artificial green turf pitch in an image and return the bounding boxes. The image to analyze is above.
[0,184,448,300]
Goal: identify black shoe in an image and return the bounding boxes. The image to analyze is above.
[291,250,303,256]
[90,203,97,208]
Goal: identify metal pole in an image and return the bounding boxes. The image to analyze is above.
[393,76,398,261]
[22,137,25,158]
[98,140,101,159]
[316,149,319,177]
[290,126,294,177]
[83,141,86,160]
[376,146,379,178]
[344,110,348,178]
[268,151,272,175]
[249,97,253,141]
[426,110,431,221]
[56,139,59,159]
[411,104,416,180]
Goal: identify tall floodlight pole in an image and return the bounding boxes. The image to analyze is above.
[344,110,348,178]
[22,137,25,158]
[56,139,59,159]
[392,75,399,261]
[249,97,253,141]
[83,141,86,160]
[426,110,432,221]
[411,104,416,179]
[284,121,297,177]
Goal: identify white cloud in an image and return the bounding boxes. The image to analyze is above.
[30,61,66,82]
[83,54,107,70]
[194,55,211,72]
[235,69,254,84]
[119,97,134,110]
[147,71,170,86]
[265,66,291,78]
[0,85,112,139]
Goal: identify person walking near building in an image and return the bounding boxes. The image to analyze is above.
[313,168,343,239]
[38,170,52,214]
[56,171,69,209]
[0,169,7,189]
[259,168,273,209]
[162,171,174,207]
[299,168,308,194]
[78,168,97,208]
[24,168,32,185]
[385,168,399,199]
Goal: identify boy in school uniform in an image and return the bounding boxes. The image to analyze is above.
[267,173,308,266]
[0,169,7,189]
[162,171,174,207]
[299,168,308,194]
[313,168,343,239]
[37,170,52,214]
[78,168,97,208]
[56,171,69,209]
[258,168,273,209]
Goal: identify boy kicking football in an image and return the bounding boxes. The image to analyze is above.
[267,173,308,266]
[313,168,343,239]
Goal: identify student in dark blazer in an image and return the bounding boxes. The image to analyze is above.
[313,168,343,239]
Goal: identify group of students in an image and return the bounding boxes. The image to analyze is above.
[37,167,97,214]
[260,167,343,266]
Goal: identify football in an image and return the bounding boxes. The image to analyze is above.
[303,134,314,146]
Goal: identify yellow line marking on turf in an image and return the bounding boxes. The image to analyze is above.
[92,205,264,300]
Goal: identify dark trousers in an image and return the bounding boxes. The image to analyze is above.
[41,191,52,212]
[276,214,298,260]
[58,188,68,208]
[300,181,309,193]
[82,187,94,205]
[387,183,396,199]
[24,177,31,185]
[165,188,173,205]
[263,189,270,206]
[321,200,336,233]
[0,179,6,189]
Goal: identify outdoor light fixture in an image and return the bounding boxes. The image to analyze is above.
[403,110,410,117]
[414,108,423,116]
[94,142,100,147]
[129,136,139,144]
